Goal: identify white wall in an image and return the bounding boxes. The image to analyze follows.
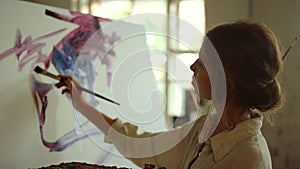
[205,0,250,29]
[205,0,300,168]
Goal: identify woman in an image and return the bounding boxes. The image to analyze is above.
[56,20,283,169]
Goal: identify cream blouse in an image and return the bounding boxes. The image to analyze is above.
[104,116,272,169]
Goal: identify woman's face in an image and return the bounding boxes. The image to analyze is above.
[190,57,211,99]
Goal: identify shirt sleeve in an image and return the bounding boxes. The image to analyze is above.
[104,117,206,168]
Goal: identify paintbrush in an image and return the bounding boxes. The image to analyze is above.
[33,66,120,106]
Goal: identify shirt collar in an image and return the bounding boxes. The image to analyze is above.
[209,116,263,162]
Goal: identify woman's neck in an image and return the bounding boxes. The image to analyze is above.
[211,106,251,137]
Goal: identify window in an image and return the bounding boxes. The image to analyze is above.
[72,0,206,127]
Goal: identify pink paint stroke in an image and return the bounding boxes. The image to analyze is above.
[0,28,66,71]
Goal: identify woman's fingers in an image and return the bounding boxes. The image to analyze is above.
[55,81,65,88]
[55,75,74,94]
[62,88,71,95]
[70,77,81,85]
[62,77,72,86]
[56,75,82,87]
[55,75,71,88]
[55,75,88,112]
[57,75,72,80]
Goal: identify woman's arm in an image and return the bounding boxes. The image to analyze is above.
[55,75,204,168]
[55,75,114,134]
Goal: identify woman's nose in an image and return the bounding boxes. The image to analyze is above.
[190,60,197,72]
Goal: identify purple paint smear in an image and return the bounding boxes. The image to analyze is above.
[45,9,120,86]
[29,75,103,152]
[0,9,120,154]
[0,28,66,71]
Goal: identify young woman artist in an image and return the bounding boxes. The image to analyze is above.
[56,20,283,169]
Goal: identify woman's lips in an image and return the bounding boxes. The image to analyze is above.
[191,76,200,96]
[192,76,197,87]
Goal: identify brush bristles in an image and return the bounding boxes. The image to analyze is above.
[33,66,60,80]
[34,66,44,73]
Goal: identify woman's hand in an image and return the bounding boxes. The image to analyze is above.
[55,75,89,112]
[55,75,115,133]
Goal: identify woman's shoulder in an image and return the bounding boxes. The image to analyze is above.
[217,131,272,169]
[230,132,272,165]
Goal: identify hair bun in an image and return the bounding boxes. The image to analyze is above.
[248,79,283,112]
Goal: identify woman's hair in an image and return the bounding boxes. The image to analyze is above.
[206,20,283,117]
